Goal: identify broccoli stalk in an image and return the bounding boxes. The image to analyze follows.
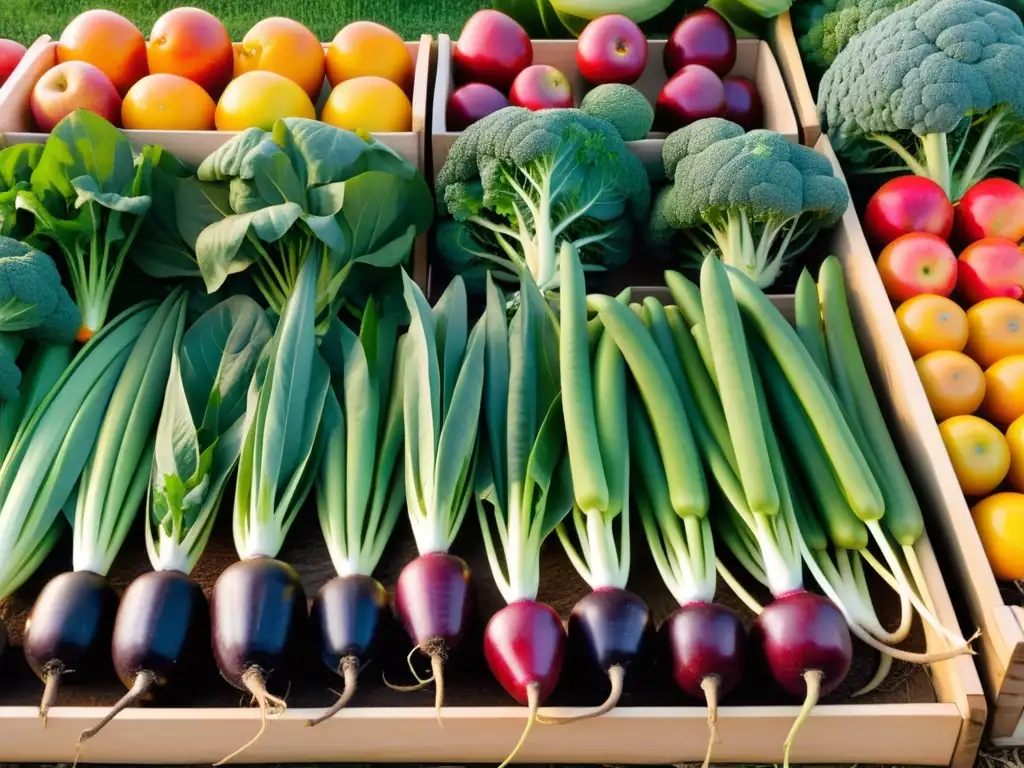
[647,118,849,289]
[819,0,1024,202]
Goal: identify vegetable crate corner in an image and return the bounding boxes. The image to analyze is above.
[429,33,799,184]
[765,10,820,147]
[0,33,437,292]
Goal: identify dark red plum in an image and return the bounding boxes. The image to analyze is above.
[664,8,737,77]
[447,83,509,130]
[723,76,763,130]
[23,570,119,721]
[655,65,726,131]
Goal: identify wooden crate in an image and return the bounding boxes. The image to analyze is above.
[0,34,435,292]
[765,10,820,147]
[429,35,798,183]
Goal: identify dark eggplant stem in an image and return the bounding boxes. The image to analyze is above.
[700,675,720,768]
[39,662,67,725]
[497,682,541,768]
[213,667,287,767]
[537,664,624,725]
[782,669,823,768]
[383,639,447,723]
[305,656,359,727]
[77,670,157,744]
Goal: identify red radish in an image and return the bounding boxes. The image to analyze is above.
[864,176,954,247]
[664,8,736,77]
[453,10,532,90]
[955,178,1024,244]
[656,65,726,131]
[722,76,762,130]
[876,232,958,302]
[388,275,485,716]
[957,237,1024,304]
[509,65,573,110]
[576,14,647,86]
[447,83,509,130]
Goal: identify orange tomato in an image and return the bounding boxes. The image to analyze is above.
[895,294,969,359]
[972,493,1024,580]
[321,77,412,133]
[915,350,986,420]
[965,297,1024,368]
[214,71,316,131]
[326,22,413,90]
[983,355,1024,426]
[57,9,148,96]
[122,74,216,130]
[1005,415,1024,492]
[147,7,234,98]
[939,415,1011,497]
[235,17,326,101]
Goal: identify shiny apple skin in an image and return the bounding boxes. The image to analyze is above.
[31,60,122,131]
[956,179,1024,245]
[576,14,648,86]
[453,10,532,91]
[958,237,1024,304]
[877,232,958,302]
[664,8,737,78]
[655,64,725,131]
[0,39,27,86]
[722,76,762,130]
[509,64,574,111]
[447,82,510,130]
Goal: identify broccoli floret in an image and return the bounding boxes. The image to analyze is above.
[648,119,849,288]
[794,0,914,78]
[0,237,81,343]
[435,106,650,294]
[580,84,655,142]
[818,0,1024,201]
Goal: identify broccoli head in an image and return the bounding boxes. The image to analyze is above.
[648,118,849,288]
[793,0,915,78]
[435,106,650,294]
[818,0,1024,201]
[0,237,81,343]
[580,84,655,142]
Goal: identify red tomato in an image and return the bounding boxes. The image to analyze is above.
[955,178,1024,245]
[877,233,958,303]
[864,176,954,247]
[958,237,1024,305]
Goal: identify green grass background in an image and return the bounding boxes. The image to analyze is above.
[0,0,486,44]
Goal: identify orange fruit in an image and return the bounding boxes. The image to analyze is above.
[122,74,216,130]
[895,294,969,359]
[322,77,412,133]
[915,350,986,421]
[939,415,1011,497]
[147,7,234,98]
[965,297,1024,369]
[235,17,326,101]
[972,493,1024,581]
[215,71,316,131]
[57,9,149,96]
[1005,415,1024,492]
[983,355,1024,426]
[326,22,413,91]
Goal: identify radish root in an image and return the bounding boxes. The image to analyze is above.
[783,669,822,768]
[39,661,67,727]
[77,669,157,745]
[213,667,287,766]
[497,681,540,768]
[700,675,721,768]
[382,639,448,725]
[537,664,624,725]
[852,653,892,698]
[305,657,358,727]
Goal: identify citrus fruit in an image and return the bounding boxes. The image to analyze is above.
[1006,415,1024,492]
[983,355,1024,426]
[972,493,1024,580]
[915,350,986,420]
[939,414,1011,497]
[215,71,316,131]
[326,22,413,90]
[147,7,234,98]
[965,297,1024,369]
[895,294,968,359]
[322,77,412,133]
[122,74,216,130]
[57,9,148,96]
[236,17,326,101]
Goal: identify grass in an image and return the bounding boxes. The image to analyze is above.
[0,0,487,44]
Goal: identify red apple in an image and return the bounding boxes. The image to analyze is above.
[448,82,509,130]
[509,65,573,111]
[655,64,725,131]
[664,8,736,78]
[864,176,954,247]
[877,232,958,302]
[722,76,762,130]
[576,14,647,86]
[958,237,1024,304]
[454,10,532,91]
[31,60,122,132]
[955,178,1024,245]
[0,39,27,87]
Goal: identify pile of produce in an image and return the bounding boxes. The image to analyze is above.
[14,9,416,134]
[446,8,764,135]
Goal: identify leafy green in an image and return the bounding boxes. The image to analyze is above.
[147,295,273,574]
[0,143,42,240]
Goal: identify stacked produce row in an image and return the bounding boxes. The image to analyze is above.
[0,0,1010,765]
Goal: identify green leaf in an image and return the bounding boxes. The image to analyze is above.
[340,171,433,258]
[197,128,270,182]
[481,275,509,513]
[275,118,416,186]
[195,204,302,292]
[252,151,307,209]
